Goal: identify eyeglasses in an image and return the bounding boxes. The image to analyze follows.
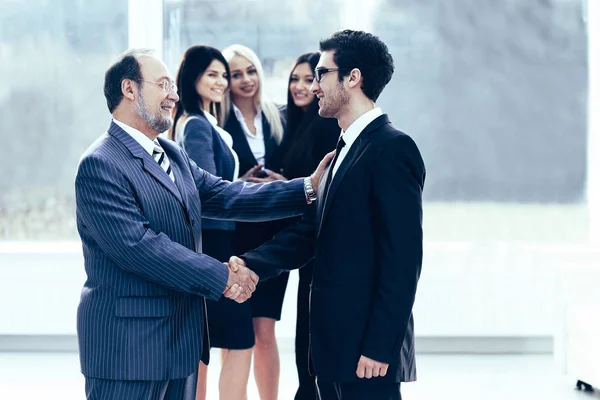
[142,80,178,93]
[314,67,349,83]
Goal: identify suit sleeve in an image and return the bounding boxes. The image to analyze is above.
[186,155,309,222]
[241,204,317,279]
[180,117,217,175]
[75,154,229,301]
[361,135,425,364]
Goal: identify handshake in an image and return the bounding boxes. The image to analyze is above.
[222,256,256,303]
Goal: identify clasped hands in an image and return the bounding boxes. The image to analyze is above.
[222,256,258,303]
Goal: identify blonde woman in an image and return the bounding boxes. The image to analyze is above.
[171,45,262,400]
[222,44,288,400]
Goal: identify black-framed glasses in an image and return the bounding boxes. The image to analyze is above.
[314,67,349,83]
[142,80,178,93]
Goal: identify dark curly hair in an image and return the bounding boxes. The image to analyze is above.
[319,30,394,101]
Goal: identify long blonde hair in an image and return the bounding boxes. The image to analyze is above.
[222,44,283,144]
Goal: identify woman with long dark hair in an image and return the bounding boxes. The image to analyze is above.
[171,45,260,400]
[273,52,340,400]
[280,53,341,400]
[245,52,340,399]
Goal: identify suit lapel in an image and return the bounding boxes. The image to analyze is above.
[161,139,202,247]
[228,116,258,169]
[317,114,391,237]
[317,134,369,237]
[159,138,190,211]
[315,163,331,232]
[108,122,185,207]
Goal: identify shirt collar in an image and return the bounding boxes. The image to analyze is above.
[232,103,261,121]
[340,107,383,149]
[202,110,219,128]
[112,118,155,156]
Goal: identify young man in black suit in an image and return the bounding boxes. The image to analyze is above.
[230,30,426,400]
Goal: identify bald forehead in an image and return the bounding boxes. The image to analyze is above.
[138,55,173,81]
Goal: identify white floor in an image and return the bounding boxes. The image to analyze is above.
[0,351,597,400]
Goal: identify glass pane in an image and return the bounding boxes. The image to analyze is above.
[0,0,128,240]
[164,0,587,243]
[163,0,343,103]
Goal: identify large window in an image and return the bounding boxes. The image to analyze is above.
[0,0,588,243]
[0,0,128,240]
[163,0,588,243]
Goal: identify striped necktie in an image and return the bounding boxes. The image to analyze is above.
[152,140,175,182]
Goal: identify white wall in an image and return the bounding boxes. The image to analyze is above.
[3,241,597,344]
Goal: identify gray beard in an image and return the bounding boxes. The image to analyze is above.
[136,92,172,133]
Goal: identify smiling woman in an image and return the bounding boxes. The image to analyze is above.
[276,51,341,399]
[221,43,291,400]
[169,44,252,400]
[289,61,315,111]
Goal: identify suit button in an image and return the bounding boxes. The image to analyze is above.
[190,218,195,226]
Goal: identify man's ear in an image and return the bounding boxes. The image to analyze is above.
[347,68,362,89]
[122,79,136,101]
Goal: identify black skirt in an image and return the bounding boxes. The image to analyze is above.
[203,229,255,350]
[234,220,291,321]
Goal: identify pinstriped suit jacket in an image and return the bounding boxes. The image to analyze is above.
[75,122,307,381]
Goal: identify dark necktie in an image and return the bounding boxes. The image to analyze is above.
[323,136,346,201]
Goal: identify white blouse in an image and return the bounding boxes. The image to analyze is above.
[232,103,265,165]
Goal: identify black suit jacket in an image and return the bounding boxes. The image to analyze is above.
[243,114,426,383]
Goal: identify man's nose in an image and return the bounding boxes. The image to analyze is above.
[310,80,319,94]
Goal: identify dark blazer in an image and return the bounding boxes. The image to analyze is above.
[242,114,426,383]
[177,115,236,231]
[75,121,307,381]
[225,111,279,173]
[276,114,340,180]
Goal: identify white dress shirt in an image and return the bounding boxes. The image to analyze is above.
[332,107,383,178]
[232,104,265,165]
[113,118,155,156]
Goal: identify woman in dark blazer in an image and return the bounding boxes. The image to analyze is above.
[171,45,261,400]
[273,52,340,400]
[222,44,288,400]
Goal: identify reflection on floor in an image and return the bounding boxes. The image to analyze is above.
[0,351,597,399]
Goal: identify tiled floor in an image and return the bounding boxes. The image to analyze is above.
[0,351,597,399]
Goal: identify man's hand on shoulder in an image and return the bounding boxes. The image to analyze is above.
[310,150,336,193]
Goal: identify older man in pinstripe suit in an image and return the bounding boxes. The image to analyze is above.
[75,49,332,400]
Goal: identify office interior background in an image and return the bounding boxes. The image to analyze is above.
[0,0,598,398]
